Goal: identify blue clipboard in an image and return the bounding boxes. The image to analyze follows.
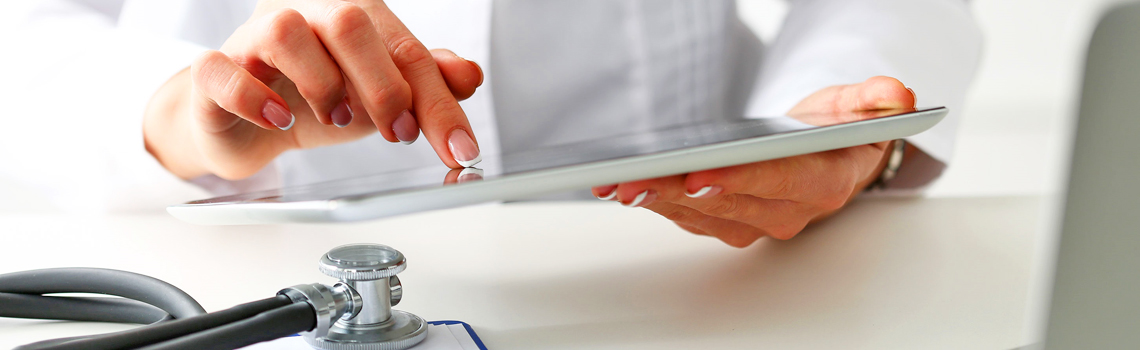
[427,320,488,350]
[274,320,487,350]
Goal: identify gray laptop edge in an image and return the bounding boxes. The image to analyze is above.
[1025,3,1140,349]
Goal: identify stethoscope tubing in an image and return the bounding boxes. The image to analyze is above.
[137,302,314,350]
[0,268,313,350]
[0,268,206,319]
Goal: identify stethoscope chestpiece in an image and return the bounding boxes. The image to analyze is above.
[284,244,428,350]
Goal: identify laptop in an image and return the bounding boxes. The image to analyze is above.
[1021,2,1140,349]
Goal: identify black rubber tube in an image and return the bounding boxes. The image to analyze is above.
[13,336,92,350]
[137,302,316,350]
[0,293,169,324]
[0,268,205,319]
[15,295,293,350]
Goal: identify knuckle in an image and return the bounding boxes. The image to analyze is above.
[191,51,251,105]
[264,9,308,47]
[661,207,696,223]
[191,51,228,83]
[817,195,848,212]
[219,70,254,108]
[191,50,219,68]
[325,3,372,42]
[364,80,412,114]
[676,223,707,236]
[765,225,801,241]
[763,218,809,240]
[297,82,344,107]
[815,177,856,211]
[414,88,460,118]
[721,234,759,248]
[767,172,797,199]
[704,195,744,219]
[388,34,433,68]
[294,70,346,105]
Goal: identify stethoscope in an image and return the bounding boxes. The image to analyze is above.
[0,244,427,350]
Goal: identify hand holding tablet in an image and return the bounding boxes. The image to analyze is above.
[590,76,920,246]
[170,77,942,235]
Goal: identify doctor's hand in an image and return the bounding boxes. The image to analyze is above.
[144,0,484,180]
[591,77,916,248]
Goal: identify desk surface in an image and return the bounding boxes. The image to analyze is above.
[0,196,1045,350]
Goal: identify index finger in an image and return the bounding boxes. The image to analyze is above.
[357,2,480,168]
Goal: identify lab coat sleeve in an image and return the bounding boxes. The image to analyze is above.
[0,0,214,214]
[744,0,982,171]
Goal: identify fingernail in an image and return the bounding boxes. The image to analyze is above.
[448,129,481,167]
[331,100,353,128]
[393,110,420,144]
[466,59,484,86]
[262,100,294,130]
[595,185,618,201]
[685,185,723,198]
[906,87,917,109]
[623,190,657,208]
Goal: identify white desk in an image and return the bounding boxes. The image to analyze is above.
[0,196,1045,349]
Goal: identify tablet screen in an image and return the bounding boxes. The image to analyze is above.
[186,108,926,205]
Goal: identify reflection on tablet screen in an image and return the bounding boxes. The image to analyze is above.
[188,109,917,205]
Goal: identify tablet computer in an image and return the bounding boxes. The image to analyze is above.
[168,107,946,225]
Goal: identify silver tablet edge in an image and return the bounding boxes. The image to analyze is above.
[168,108,946,225]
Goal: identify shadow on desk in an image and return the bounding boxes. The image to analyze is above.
[479,197,1038,349]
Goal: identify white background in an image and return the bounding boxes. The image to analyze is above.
[0,0,1132,211]
[738,0,1133,198]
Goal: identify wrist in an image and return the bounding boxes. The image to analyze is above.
[850,140,898,199]
[864,139,906,192]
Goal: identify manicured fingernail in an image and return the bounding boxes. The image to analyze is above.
[262,100,294,130]
[457,167,484,183]
[448,129,481,167]
[331,100,353,128]
[685,185,723,198]
[595,185,618,200]
[623,190,657,208]
[467,59,484,86]
[393,110,419,144]
[906,87,917,109]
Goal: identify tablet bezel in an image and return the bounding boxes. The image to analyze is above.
[168,107,947,225]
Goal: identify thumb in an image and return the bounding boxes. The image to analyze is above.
[788,76,917,115]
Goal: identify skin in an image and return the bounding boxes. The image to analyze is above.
[142,1,917,248]
[591,76,919,248]
[144,0,484,180]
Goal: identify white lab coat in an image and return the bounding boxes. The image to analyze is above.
[0,0,981,213]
